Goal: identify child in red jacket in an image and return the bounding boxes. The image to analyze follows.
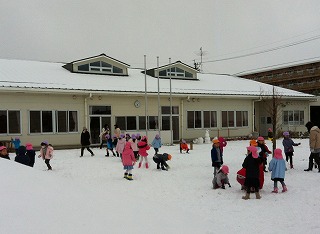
[137,136,150,168]
[180,139,190,153]
[122,142,136,180]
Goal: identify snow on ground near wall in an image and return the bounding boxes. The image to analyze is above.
[1,139,319,234]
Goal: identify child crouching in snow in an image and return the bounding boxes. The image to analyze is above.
[212,165,231,189]
[153,153,172,170]
[122,142,136,180]
[180,139,190,153]
[268,148,287,193]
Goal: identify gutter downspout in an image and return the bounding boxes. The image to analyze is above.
[181,98,184,141]
[84,93,92,128]
[252,97,262,133]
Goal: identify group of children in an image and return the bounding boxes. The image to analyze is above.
[212,131,301,200]
[0,138,54,170]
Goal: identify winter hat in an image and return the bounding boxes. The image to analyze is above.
[136,133,141,137]
[249,139,258,147]
[105,134,110,139]
[221,165,229,174]
[41,140,48,146]
[17,145,26,155]
[131,134,136,139]
[120,134,125,138]
[14,137,20,140]
[167,154,172,160]
[155,134,160,139]
[274,148,283,159]
[0,146,7,151]
[25,143,33,150]
[212,139,220,144]
[257,136,264,141]
[283,131,290,136]
[182,139,186,144]
[247,146,258,158]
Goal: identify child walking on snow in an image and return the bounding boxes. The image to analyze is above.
[212,165,231,189]
[105,134,116,157]
[268,148,287,193]
[282,131,300,169]
[39,141,54,170]
[131,134,140,161]
[151,134,162,155]
[115,134,126,159]
[122,142,136,180]
[137,136,150,168]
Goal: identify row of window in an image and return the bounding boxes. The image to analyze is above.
[159,67,193,78]
[187,111,249,129]
[253,67,320,80]
[0,110,78,134]
[0,109,305,134]
[78,61,123,74]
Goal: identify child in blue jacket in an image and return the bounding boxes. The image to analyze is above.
[11,137,21,155]
[151,134,162,155]
[268,148,287,193]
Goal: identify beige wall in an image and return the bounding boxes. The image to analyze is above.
[0,91,312,148]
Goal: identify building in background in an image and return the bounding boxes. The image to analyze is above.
[239,60,320,127]
[0,54,316,148]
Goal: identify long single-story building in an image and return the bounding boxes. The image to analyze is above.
[0,54,316,148]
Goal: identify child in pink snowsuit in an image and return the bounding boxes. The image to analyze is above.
[122,142,136,180]
[137,136,150,168]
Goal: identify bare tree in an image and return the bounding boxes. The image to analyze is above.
[260,86,284,151]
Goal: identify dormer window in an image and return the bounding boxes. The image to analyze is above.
[159,67,193,78]
[63,54,129,76]
[145,61,198,80]
[78,61,123,74]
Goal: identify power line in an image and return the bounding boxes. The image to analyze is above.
[202,34,320,64]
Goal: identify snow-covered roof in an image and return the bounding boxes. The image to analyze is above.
[0,58,315,99]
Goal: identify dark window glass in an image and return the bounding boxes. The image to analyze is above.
[78,64,89,71]
[90,106,111,115]
[159,70,166,76]
[228,111,234,127]
[113,66,123,74]
[30,111,41,133]
[148,116,158,130]
[211,111,217,127]
[101,62,111,67]
[222,111,228,127]
[42,111,53,132]
[69,111,78,132]
[204,111,210,128]
[90,61,100,67]
[185,71,193,78]
[57,111,67,132]
[139,116,146,130]
[162,116,170,130]
[236,111,242,127]
[187,111,194,128]
[195,111,202,128]
[115,117,125,130]
[126,116,137,130]
[0,111,8,133]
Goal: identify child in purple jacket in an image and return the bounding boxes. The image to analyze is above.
[282,131,300,169]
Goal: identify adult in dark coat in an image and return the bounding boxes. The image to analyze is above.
[80,127,94,157]
[26,143,36,167]
[242,146,262,200]
[153,153,172,170]
[15,146,31,166]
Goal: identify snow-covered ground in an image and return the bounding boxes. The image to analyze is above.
[1,138,319,234]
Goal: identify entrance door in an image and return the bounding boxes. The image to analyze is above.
[161,116,179,142]
[90,116,111,145]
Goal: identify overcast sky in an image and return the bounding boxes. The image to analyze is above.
[1,0,320,75]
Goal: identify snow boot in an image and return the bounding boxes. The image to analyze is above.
[282,185,287,193]
[145,163,149,169]
[242,193,250,200]
[255,192,261,199]
[290,164,293,169]
[124,172,128,179]
[127,174,133,180]
[272,187,278,193]
[138,162,142,168]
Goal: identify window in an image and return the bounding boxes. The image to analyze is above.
[77,61,124,74]
[158,67,193,78]
[115,116,158,131]
[0,110,21,134]
[283,110,304,125]
[203,111,217,128]
[161,106,179,130]
[90,106,111,115]
[161,106,179,115]
[56,111,78,133]
[222,111,248,128]
[187,111,202,128]
[29,110,53,133]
